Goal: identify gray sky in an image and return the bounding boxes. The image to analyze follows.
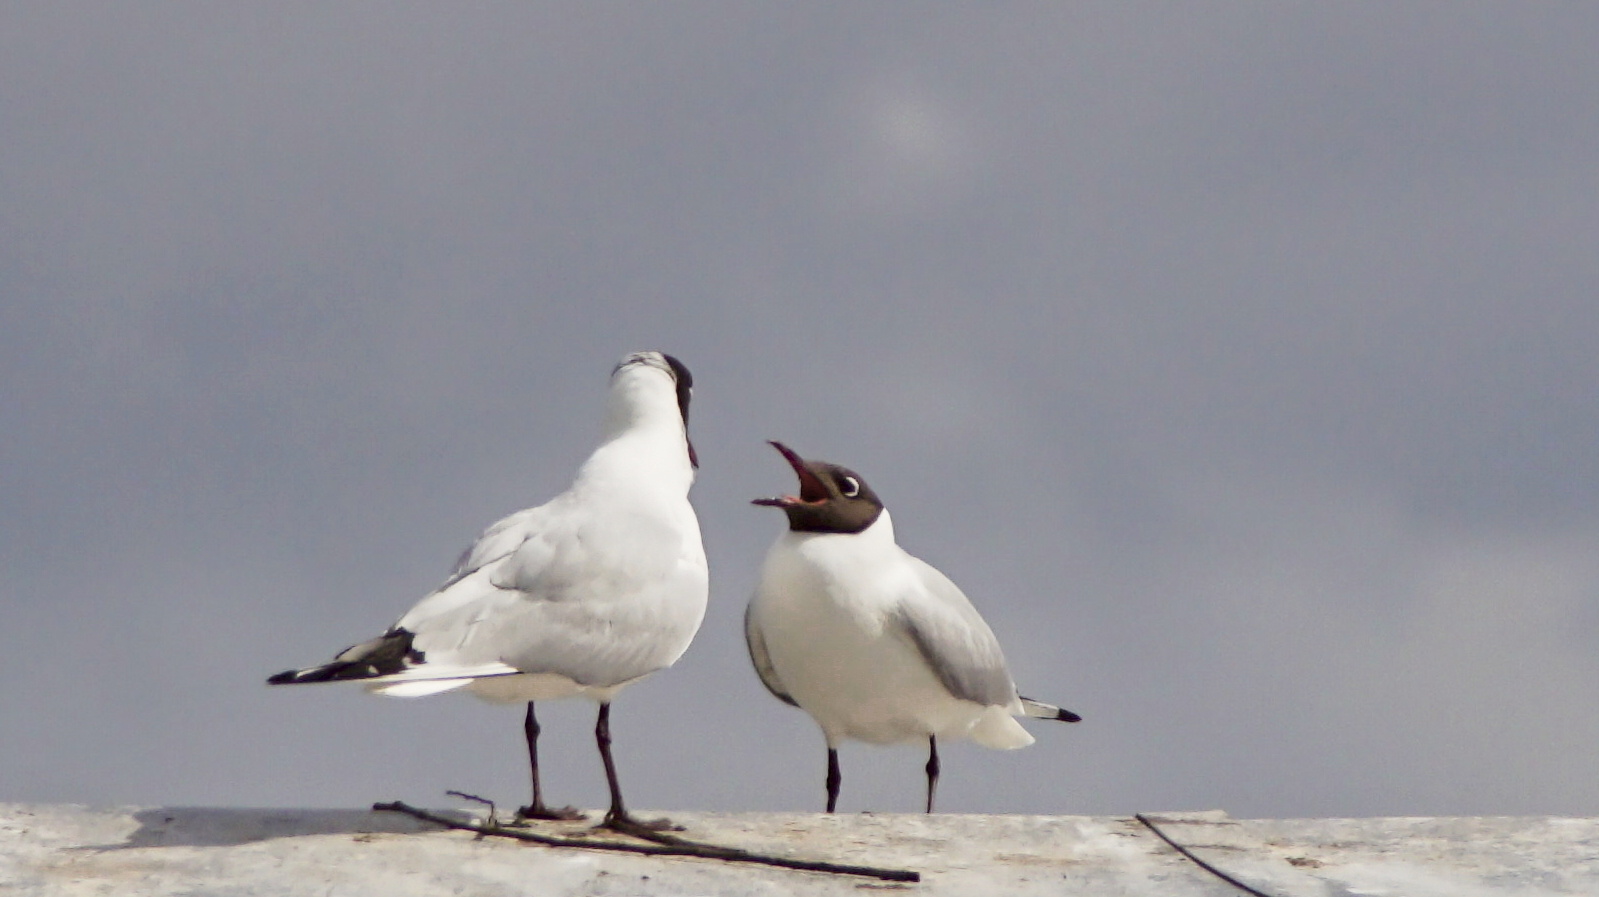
[4,3,1597,819]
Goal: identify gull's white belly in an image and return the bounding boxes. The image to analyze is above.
[757,558,987,745]
[469,672,600,704]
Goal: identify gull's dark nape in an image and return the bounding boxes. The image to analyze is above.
[663,353,693,423]
[661,353,698,468]
[661,353,692,391]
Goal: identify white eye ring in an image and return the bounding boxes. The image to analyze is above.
[840,476,861,498]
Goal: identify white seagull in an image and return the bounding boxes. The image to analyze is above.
[745,441,1079,813]
[270,351,708,835]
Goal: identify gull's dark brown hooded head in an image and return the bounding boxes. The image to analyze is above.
[752,441,884,534]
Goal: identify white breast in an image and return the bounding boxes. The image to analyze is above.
[749,512,1007,746]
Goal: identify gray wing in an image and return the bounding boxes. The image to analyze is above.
[744,602,798,707]
[440,508,540,591]
[395,497,706,689]
[892,557,1018,708]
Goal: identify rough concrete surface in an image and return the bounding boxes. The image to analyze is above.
[3,803,1596,896]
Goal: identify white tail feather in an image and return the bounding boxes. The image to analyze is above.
[970,706,1036,750]
[366,679,474,698]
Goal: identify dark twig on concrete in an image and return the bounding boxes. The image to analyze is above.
[443,790,499,829]
[1136,813,1280,897]
[373,800,921,883]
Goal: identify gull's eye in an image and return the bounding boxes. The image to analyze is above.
[839,475,861,498]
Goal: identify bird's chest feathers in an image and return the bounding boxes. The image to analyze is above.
[763,537,908,637]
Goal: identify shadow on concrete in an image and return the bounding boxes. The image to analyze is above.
[103,806,462,849]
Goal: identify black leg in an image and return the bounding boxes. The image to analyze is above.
[825,747,841,813]
[527,701,544,804]
[515,702,585,822]
[596,702,625,822]
[925,735,940,814]
[595,702,679,836]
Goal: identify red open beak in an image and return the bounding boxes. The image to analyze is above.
[751,441,829,507]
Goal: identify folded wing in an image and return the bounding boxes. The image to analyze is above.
[891,557,1019,709]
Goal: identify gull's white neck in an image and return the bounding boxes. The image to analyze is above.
[786,508,899,549]
[573,365,694,496]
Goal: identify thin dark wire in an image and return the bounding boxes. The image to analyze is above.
[1135,813,1282,897]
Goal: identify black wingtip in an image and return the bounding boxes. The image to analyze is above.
[1021,695,1083,723]
[267,630,422,686]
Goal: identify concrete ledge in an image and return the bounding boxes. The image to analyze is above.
[4,803,1597,895]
